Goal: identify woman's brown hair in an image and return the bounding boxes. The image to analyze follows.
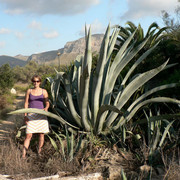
[31,75,41,82]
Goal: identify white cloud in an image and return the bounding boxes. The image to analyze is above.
[43,30,59,38]
[79,20,106,36]
[121,0,179,20]
[0,0,100,15]
[15,32,24,39]
[0,41,5,48]
[29,20,42,30]
[0,28,11,34]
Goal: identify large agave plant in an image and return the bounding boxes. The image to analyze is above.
[10,24,180,135]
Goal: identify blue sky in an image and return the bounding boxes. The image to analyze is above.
[0,0,179,56]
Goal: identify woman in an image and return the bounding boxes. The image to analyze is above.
[22,75,50,158]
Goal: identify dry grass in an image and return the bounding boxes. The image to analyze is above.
[0,132,179,180]
[0,136,82,179]
[162,147,180,180]
[164,162,180,180]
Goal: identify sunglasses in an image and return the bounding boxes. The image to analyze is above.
[32,80,40,83]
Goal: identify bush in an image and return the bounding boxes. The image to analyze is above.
[13,61,57,83]
[0,95,7,109]
[0,64,14,93]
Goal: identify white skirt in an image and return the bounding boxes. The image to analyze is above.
[26,113,49,134]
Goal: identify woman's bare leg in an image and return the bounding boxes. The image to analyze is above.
[22,133,32,158]
[38,133,44,154]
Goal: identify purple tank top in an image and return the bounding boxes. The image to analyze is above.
[29,91,44,109]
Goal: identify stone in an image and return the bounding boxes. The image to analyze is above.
[140,165,151,172]
[0,174,11,180]
[58,173,102,180]
[10,88,16,94]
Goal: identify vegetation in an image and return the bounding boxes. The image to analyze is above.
[0,61,57,120]
[0,64,14,93]
[12,61,57,84]
[11,24,180,133]
[1,5,180,178]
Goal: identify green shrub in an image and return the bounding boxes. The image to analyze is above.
[0,64,14,93]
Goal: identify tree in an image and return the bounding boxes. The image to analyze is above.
[161,0,180,31]
[0,64,14,93]
[159,0,180,99]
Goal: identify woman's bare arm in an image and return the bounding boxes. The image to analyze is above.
[43,89,50,111]
[24,89,30,122]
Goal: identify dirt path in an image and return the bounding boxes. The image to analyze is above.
[0,92,25,140]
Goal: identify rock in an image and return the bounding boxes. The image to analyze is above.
[139,165,151,178]
[59,173,102,180]
[0,174,11,180]
[10,88,16,95]
[30,174,59,180]
[140,165,151,172]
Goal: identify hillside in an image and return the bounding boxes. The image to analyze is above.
[27,34,104,65]
[0,34,104,67]
[14,54,29,61]
[0,55,27,67]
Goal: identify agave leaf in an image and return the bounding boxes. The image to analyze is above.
[127,97,180,123]
[47,135,59,152]
[151,125,160,153]
[158,120,175,148]
[69,133,74,161]
[63,74,81,127]
[138,24,144,41]
[128,83,177,112]
[134,113,180,125]
[83,27,92,74]
[79,28,92,131]
[45,77,57,106]
[16,125,26,138]
[122,126,126,143]
[107,29,137,84]
[53,131,66,160]
[73,55,83,101]
[144,110,151,146]
[56,97,73,120]
[126,21,137,32]
[121,168,127,180]
[121,41,158,87]
[73,62,82,107]
[8,108,79,129]
[96,104,123,134]
[107,26,119,61]
[114,97,180,130]
[106,60,169,128]
[151,27,168,46]
[79,65,91,131]
[145,22,159,37]
[65,126,71,155]
[118,32,128,41]
[91,24,110,124]
[113,42,158,106]
[74,134,83,155]
[100,27,119,106]
[104,36,149,105]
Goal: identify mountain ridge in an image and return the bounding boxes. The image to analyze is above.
[0,34,104,67]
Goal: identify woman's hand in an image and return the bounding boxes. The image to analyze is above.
[24,116,29,124]
[44,108,48,112]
